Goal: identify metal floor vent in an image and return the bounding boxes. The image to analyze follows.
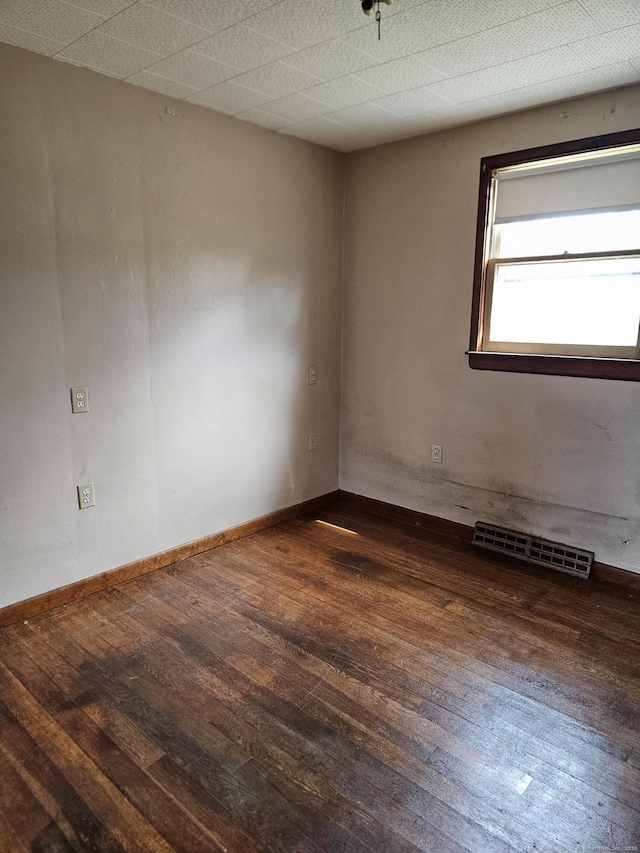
[473,522,593,579]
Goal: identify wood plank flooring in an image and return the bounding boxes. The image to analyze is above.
[0,499,639,852]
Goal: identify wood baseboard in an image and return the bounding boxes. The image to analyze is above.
[4,487,637,628]
[338,491,473,542]
[338,490,640,592]
[0,490,340,628]
[590,560,640,592]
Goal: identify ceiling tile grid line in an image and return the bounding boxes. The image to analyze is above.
[0,0,639,151]
[249,50,624,140]
[0,0,597,81]
[0,0,611,71]
[42,0,288,72]
[49,0,623,103]
[0,0,107,45]
[63,0,137,16]
[41,0,592,82]
[123,11,621,105]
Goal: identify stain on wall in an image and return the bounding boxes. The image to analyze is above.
[342,84,640,573]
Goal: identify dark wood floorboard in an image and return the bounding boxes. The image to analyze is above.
[1,500,639,852]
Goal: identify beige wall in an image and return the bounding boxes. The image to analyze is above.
[342,84,640,573]
[0,44,344,608]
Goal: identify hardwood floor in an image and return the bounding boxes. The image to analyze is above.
[0,499,639,852]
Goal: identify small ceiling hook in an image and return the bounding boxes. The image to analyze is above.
[361,0,392,39]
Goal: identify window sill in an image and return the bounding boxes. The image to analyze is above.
[467,351,640,381]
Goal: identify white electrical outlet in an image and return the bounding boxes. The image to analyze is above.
[71,387,89,414]
[77,483,95,509]
[431,444,443,464]
[308,366,317,385]
[308,432,317,451]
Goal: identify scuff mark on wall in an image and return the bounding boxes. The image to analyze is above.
[578,417,612,442]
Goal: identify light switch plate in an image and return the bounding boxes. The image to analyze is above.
[71,387,89,414]
[308,366,317,385]
[77,483,95,509]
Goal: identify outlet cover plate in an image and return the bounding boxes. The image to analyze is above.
[71,387,89,414]
[77,483,95,509]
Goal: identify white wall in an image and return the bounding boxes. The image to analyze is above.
[0,44,344,608]
[342,85,640,574]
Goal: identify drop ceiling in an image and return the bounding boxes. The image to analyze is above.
[1,0,639,151]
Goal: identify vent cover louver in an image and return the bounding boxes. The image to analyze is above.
[473,522,593,579]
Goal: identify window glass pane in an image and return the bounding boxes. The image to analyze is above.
[489,257,640,346]
[493,209,640,258]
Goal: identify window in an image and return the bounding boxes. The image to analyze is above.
[468,128,640,380]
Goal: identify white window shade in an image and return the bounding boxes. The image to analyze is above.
[494,154,640,222]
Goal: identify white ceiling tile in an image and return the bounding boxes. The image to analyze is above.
[235,108,293,130]
[632,57,640,75]
[191,24,294,70]
[283,39,378,80]
[524,60,640,99]
[373,113,445,136]
[430,97,513,125]
[282,115,349,137]
[418,2,602,77]
[56,30,162,76]
[304,75,386,110]
[259,92,332,122]
[518,62,640,106]
[482,2,602,54]
[285,115,349,132]
[0,0,104,43]
[372,85,453,117]
[354,55,445,94]
[146,49,239,88]
[382,0,443,19]
[145,0,278,34]
[417,35,503,77]
[570,24,640,68]
[430,62,640,125]
[0,21,65,55]
[245,0,366,50]
[325,101,400,128]
[125,69,199,98]
[187,79,273,113]
[577,0,640,31]
[342,8,449,63]
[421,0,563,41]
[428,84,559,124]
[98,2,209,55]
[232,60,322,98]
[64,0,134,16]
[495,46,590,88]
[428,67,513,103]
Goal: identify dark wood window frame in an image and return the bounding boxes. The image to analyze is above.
[468,127,640,381]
